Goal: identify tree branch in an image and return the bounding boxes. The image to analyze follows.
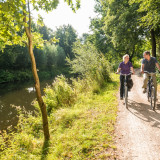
[28,0,31,34]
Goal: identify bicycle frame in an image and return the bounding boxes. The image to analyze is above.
[148,76,153,97]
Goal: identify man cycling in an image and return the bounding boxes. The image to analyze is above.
[141,51,160,99]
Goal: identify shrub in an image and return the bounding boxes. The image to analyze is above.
[0,70,33,83]
[38,71,51,80]
[0,70,14,83]
[66,41,111,91]
[43,75,77,114]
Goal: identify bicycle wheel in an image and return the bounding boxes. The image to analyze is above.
[147,85,150,102]
[151,87,156,111]
[125,85,128,108]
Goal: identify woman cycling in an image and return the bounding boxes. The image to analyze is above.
[116,54,135,100]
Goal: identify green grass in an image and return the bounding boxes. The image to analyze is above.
[0,74,119,160]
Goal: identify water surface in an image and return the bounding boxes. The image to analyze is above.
[0,79,53,131]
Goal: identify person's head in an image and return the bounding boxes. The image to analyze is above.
[123,54,129,63]
[143,51,150,60]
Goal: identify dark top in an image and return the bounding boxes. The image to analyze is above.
[142,57,157,73]
[119,61,133,74]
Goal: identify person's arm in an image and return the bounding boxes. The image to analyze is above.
[117,68,121,73]
[141,59,145,73]
[141,64,144,73]
[129,62,135,74]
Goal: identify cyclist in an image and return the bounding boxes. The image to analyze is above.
[141,51,160,99]
[116,54,135,100]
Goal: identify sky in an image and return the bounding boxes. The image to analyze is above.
[32,0,97,37]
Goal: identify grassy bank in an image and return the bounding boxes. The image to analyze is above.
[0,74,119,160]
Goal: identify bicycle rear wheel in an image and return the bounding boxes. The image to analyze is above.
[147,85,150,102]
[151,87,156,111]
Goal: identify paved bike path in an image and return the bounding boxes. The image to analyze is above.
[115,69,160,160]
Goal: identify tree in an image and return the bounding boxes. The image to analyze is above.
[54,25,78,59]
[89,17,113,56]
[0,0,80,141]
[66,41,110,83]
[79,33,90,44]
[89,0,148,62]
[38,25,54,41]
[104,0,145,60]
[130,0,160,57]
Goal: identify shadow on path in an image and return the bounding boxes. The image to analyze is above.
[127,100,160,129]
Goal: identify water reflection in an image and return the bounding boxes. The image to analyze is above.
[26,87,36,93]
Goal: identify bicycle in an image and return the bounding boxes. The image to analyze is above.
[117,72,132,108]
[144,71,156,111]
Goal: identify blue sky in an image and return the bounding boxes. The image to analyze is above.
[32,0,97,37]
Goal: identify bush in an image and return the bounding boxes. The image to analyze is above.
[44,75,77,114]
[0,70,33,83]
[66,41,111,89]
[0,70,14,83]
[15,71,32,81]
[38,71,51,80]
[110,59,121,72]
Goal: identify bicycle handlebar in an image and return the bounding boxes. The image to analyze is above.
[144,71,156,74]
[116,72,133,76]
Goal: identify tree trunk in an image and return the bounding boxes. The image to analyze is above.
[28,37,50,141]
[23,1,50,141]
[150,29,156,57]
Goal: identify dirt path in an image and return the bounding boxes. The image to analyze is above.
[115,69,160,160]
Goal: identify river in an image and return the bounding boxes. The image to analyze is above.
[0,79,53,131]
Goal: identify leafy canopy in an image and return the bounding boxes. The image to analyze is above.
[0,0,80,50]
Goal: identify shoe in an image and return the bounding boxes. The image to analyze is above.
[143,88,147,93]
[120,97,123,100]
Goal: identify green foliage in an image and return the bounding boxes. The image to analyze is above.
[44,75,77,114]
[0,70,32,83]
[67,41,111,84]
[103,0,144,58]
[0,41,69,83]
[89,0,160,61]
[0,69,68,83]
[0,70,14,83]
[0,23,78,84]
[43,43,66,68]
[0,0,80,50]
[55,25,78,59]
[88,17,111,55]
[132,57,142,68]
[130,0,160,30]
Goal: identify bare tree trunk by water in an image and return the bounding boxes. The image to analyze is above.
[23,1,50,140]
